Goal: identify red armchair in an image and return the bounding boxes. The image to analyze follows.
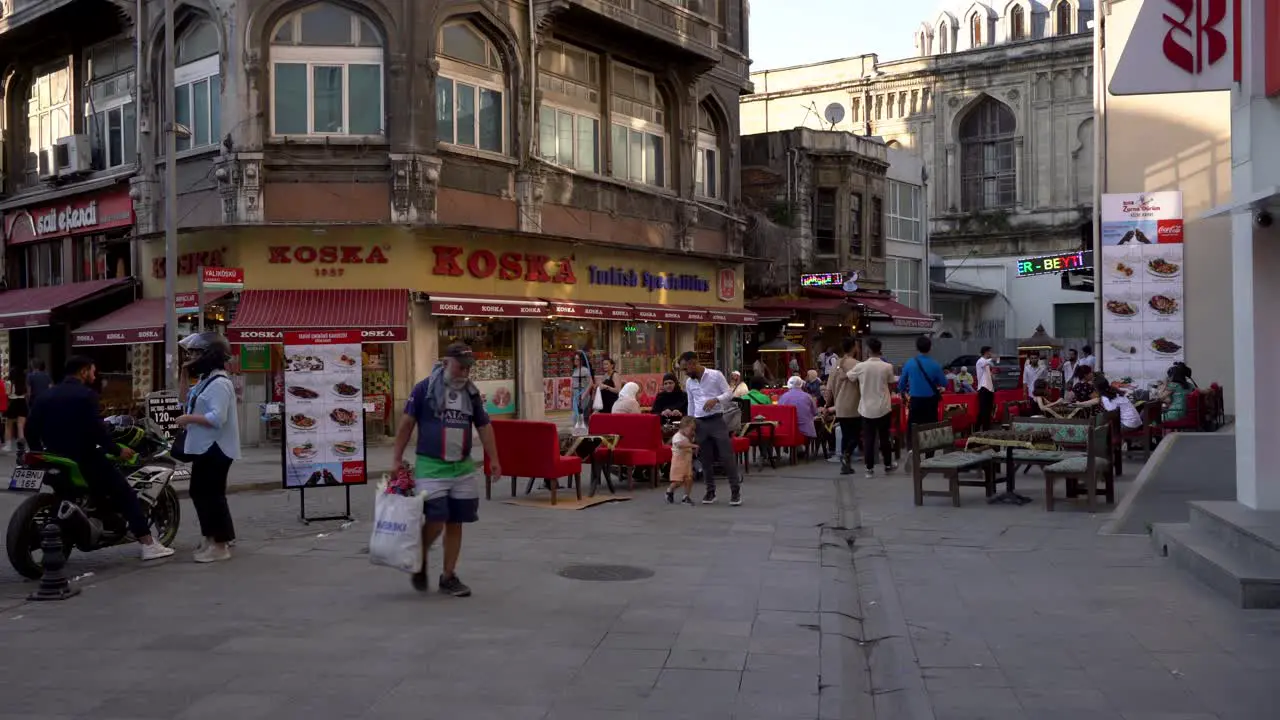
[1159,390,1202,433]
[484,420,583,505]
[588,413,672,489]
[752,404,807,464]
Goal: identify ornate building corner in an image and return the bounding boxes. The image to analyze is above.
[515,166,546,233]
[677,202,699,252]
[389,153,442,224]
[128,175,158,236]
[214,153,264,224]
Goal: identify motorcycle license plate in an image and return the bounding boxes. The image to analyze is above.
[8,469,44,491]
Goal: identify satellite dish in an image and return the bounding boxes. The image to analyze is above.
[842,270,859,293]
[823,103,846,127]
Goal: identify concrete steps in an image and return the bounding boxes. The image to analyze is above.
[1152,501,1280,609]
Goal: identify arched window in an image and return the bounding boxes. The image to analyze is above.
[175,20,221,151]
[270,2,384,137]
[609,61,668,188]
[437,20,506,154]
[970,14,983,47]
[84,38,134,171]
[695,102,721,200]
[918,32,928,56]
[960,97,1017,210]
[939,22,950,53]
[1055,0,1072,34]
[537,38,600,172]
[1009,5,1026,40]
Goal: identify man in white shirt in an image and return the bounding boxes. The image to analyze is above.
[1078,345,1096,372]
[679,351,742,506]
[1022,353,1046,399]
[1061,348,1078,387]
[821,347,839,381]
[850,338,897,477]
[975,346,998,431]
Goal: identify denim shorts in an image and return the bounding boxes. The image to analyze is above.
[416,471,480,524]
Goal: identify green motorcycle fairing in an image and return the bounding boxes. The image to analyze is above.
[21,452,89,490]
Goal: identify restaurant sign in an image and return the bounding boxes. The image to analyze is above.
[429,295,549,319]
[1110,0,1242,95]
[632,305,708,323]
[431,246,576,284]
[4,187,135,246]
[71,326,163,346]
[548,301,633,320]
[227,327,407,343]
[267,245,389,265]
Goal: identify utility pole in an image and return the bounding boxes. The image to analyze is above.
[163,0,178,390]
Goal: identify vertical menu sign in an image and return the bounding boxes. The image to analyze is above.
[1100,191,1185,391]
[281,331,367,489]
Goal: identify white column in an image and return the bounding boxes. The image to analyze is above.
[1233,217,1280,509]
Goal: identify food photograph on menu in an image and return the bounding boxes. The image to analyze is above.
[281,331,368,489]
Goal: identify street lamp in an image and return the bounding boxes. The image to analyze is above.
[163,0,178,390]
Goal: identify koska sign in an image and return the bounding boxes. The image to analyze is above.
[267,245,389,264]
[431,246,577,284]
[72,327,164,347]
[430,296,550,318]
[228,327,406,342]
[1110,0,1243,95]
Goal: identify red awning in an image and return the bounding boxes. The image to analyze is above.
[746,296,849,313]
[429,293,549,319]
[0,278,132,330]
[543,299,633,320]
[629,304,707,323]
[228,289,409,343]
[70,291,232,347]
[705,309,758,325]
[854,295,935,329]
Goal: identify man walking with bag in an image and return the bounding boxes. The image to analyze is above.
[677,351,742,506]
[826,338,861,475]
[393,342,500,597]
[897,335,947,462]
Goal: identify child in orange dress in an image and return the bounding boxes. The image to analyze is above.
[665,416,698,505]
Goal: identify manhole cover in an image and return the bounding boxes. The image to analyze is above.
[557,564,655,582]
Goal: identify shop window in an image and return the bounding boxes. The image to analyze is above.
[621,322,670,377]
[73,234,131,282]
[361,343,395,437]
[438,317,516,416]
[174,21,221,152]
[436,21,506,154]
[695,324,716,369]
[270,2,384,137]
[695,102,722,200]
[813,188,837,258]
[541,319,606,413]
[538,38,600,172]
[610,62,667,188]
[886,257,921,310]
[849,192,863,257]
[959,96,1017,210]
[886,180,921,243]
[11,241,64,289]
[24,62,72,187]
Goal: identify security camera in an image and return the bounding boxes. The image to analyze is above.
[1256,210,1274,229]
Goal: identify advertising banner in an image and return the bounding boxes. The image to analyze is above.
[1100,191,1185,391]
[281,330,367,489]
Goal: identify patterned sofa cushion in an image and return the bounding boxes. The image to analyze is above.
[1010,421,1089,446]
[919,452,991,470]
[1044,456,1111,475]
[918,425,955,451]
[1009,449,1079,464]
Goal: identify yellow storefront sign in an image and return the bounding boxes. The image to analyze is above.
[140,227,744,308]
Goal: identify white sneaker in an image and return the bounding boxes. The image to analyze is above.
[194,544,232,563]
[1,443,10,453]
[141,543,175,561]
[864,469,876,478]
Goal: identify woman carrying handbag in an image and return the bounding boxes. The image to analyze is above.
[174,332,240,563]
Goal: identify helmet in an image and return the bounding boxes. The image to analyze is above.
[182,331,232,375]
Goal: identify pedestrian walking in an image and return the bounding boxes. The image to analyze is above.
[975,346,999,430]
[826,338,861,475]
[851,338,896,477]
[25,359,51,408]
[4,366,27,451]
[393,342,500,597]
[677,351,742,506]
[897,335,947,458]
[175,331,240,563]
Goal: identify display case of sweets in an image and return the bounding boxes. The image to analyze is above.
[471,358,513,381]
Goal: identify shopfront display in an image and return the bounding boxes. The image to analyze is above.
[542,318,607,413]
[438,316,516,416]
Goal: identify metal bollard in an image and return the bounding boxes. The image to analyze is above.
[28,523,80,601]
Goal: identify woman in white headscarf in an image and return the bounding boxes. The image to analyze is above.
[612,382,643,414]
[777,375,818,439]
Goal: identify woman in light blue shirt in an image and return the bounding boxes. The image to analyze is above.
[175,332,240,564]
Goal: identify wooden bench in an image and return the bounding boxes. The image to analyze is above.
[1003,418,1090,476]
[910,420,999,507]
[1043,415,1114,511]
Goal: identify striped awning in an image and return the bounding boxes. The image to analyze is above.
[227,289,409,343]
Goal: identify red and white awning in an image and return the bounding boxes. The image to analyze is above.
[227,289,409,343]
[429,294,550,319]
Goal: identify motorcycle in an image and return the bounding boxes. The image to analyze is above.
[5,416,184,579]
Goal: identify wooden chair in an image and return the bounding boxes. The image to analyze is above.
[910,420,999,507]
[1043,416,1114,511]
[483,420,583,505]
[1119,403,1162,464]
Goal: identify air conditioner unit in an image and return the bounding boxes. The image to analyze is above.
[36,148,56,181]
[55,135,91,177]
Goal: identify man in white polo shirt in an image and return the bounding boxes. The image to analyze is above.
[975,346,998,431]
[678,351,742,506]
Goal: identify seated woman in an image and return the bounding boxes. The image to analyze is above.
[745,377,773,405]
[612,382,642,414]
[1069,364,1095,404]
[1075,376,1143,430]
[1159,364,1194,423]
[730,371,750,399]
[1030,378,1064,416]
[650,373,688,422]
[777,376,818,440]
[804,369,824,399]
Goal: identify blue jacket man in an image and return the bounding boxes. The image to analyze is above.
[897,336,948,446]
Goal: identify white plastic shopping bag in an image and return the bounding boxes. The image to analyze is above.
[369,482,424,573]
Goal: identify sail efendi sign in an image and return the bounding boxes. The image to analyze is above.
[1109,0,1243,95]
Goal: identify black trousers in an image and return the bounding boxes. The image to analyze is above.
[695,414,740,493]
[82,452,150,538]
[862,414,893,470]
[189,443,236,543]
[838,417,862,457]
[977,388,995,431]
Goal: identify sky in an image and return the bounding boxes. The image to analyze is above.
[749,0,942,71]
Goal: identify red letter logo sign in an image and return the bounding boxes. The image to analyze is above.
[1162,0,1228,75]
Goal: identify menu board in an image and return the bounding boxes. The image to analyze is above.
[145,391,182,440]
[1100,191,1185,391]
[281,331,367,489]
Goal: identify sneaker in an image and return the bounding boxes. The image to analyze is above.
[141,542,175,561]
[1,443,10,453]
[886,463,898,473]
[411,568,428,592]
[665,490,675,504]
[439,573,472,597]
[680,495,694,505]
[864,469,876,478]
[193,544,230,563]
[702,491,717,505]
[729,489,742,507]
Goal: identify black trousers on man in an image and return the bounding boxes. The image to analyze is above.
[838,417,862,458]
[977,388,995,431]
[862,413,893,470]
[907,396,940,450]
[81,452,151,538]
[695,414,741,496]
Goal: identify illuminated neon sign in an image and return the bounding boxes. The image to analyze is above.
[1015,250,1094,278]
[800,272,844,287]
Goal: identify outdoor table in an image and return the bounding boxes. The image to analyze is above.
[965,429,1057,505]
[1045,404,1086,419]
[562,433,621,497]
[740,420,779,469]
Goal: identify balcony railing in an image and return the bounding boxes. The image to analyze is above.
[560,0,719,59]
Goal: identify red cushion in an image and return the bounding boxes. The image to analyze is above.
[731,436,751,453]
[485,420,579,478]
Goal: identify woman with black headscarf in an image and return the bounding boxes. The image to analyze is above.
[650,373,688,422]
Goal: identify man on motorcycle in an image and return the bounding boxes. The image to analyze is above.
[26,356,175,561]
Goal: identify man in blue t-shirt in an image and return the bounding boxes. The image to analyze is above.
[897,335,948,456]
[393,342,499,597]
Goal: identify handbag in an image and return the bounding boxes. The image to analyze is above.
[592,386,605,411]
